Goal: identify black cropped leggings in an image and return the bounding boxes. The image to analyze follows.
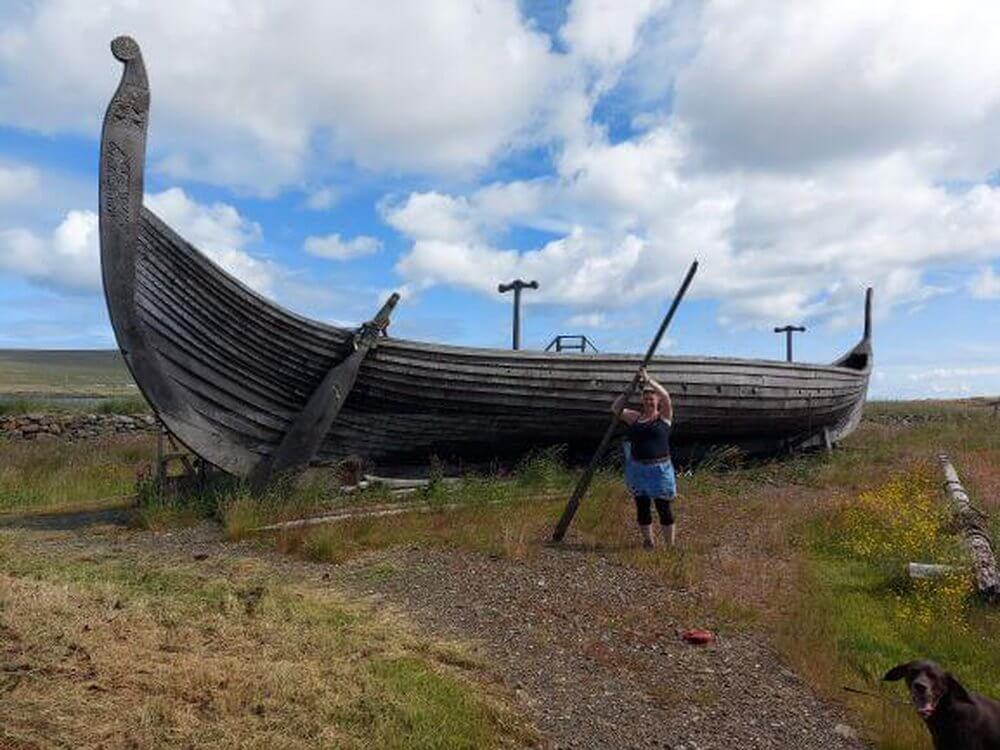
[634,494,674,526]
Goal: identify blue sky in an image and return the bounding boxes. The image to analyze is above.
[0,0,999,399]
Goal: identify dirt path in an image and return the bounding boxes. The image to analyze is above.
[5,515,865,749]
[335,543,863,750]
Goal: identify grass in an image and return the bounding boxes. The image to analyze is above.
[0,532,535,749]
[0,348,135,396]
[0,395,149,415]
[224,403,996,750]
[0,397,52,416]
[94,396,150,414]
[765,406,1000,749]
[0,434,155,515]
[133,475,239,531]
[4,399,1000,748]
[219,448,590,564]
[776,467,1000,749]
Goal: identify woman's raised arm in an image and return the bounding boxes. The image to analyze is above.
[612,390,640,424]
[642,369,673,422]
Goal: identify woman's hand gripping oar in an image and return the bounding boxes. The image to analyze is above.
[550,261,698,543]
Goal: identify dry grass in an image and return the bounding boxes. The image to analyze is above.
[0,531,536,749]
[249,458,819,630]
[0,434,154,515]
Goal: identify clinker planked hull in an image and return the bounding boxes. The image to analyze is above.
[99,38,872,477]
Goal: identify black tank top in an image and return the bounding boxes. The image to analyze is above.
[627,418,671,461]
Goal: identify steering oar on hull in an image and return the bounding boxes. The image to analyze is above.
[249,293,400,492]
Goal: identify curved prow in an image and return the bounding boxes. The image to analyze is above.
[864,286,873,341]
[99,36,149,341]
[98,37,252,475]
[833,287,873,371]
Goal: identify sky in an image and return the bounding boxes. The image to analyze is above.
[0,0,999,399]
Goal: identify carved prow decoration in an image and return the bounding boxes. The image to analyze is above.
[100,36,149,346]
[100,36,257,476]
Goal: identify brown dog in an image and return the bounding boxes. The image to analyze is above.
[883,660,1000,749]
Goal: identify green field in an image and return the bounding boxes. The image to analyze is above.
[0,349,136,397]
[3,397,1000,747]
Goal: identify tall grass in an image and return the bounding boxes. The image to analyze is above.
[0,398,50,416]
[0,396,149,415]
[95,396,150,414]
[222,445,593,565]
[0,434,154,514]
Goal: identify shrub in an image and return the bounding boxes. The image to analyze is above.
[838,469,957,568]
[514,445,568,489]
[96,396,150,415]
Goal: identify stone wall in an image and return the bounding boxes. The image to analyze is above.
[0,413,158,441]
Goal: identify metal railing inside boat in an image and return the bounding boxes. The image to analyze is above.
[544,335,600,353]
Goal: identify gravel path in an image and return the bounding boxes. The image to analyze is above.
[4,515,866,749]
[335,543,864,750]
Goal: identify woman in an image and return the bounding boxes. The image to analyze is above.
[611,367,677,549]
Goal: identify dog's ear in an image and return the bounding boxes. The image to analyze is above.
[944,673,973,703]
[883,662,914,682]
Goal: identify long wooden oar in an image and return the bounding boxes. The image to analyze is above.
[250,293,400,493]
[551,261,698,542]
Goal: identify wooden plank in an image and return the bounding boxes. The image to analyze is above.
[136,286,307,408]
[142,210,348,353]
[138,232,337,375]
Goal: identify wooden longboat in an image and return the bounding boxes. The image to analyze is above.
[99,37,873,478]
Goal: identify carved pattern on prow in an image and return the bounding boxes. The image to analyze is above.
[111,84,149,130]
[104,141,131,228]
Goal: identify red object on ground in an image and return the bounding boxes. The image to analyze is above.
[680,628,715,645]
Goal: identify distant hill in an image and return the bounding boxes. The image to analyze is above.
[0,349,136,396]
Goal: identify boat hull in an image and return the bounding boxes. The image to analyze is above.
[99,38,872,477]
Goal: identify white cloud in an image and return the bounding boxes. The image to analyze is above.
[389,0,1000,331]
[0,209,99,292]
[383,192,481,243]
[0,0,566,192]
[0,186,276,296]
[906,366,1000,382]
[0,165,39,202]
[396,226,647,307]
[562,0,667,76]
[390,135,1000,328]
[671,1,1000,176]
[970,266,1000,299]
[304,233,381,261]
[145,188,273,294]
[305,187,339,211]
[566,312,608,328]
[870,364,1000,399]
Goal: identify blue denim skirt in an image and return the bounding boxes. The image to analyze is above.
[623,442,677,499]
